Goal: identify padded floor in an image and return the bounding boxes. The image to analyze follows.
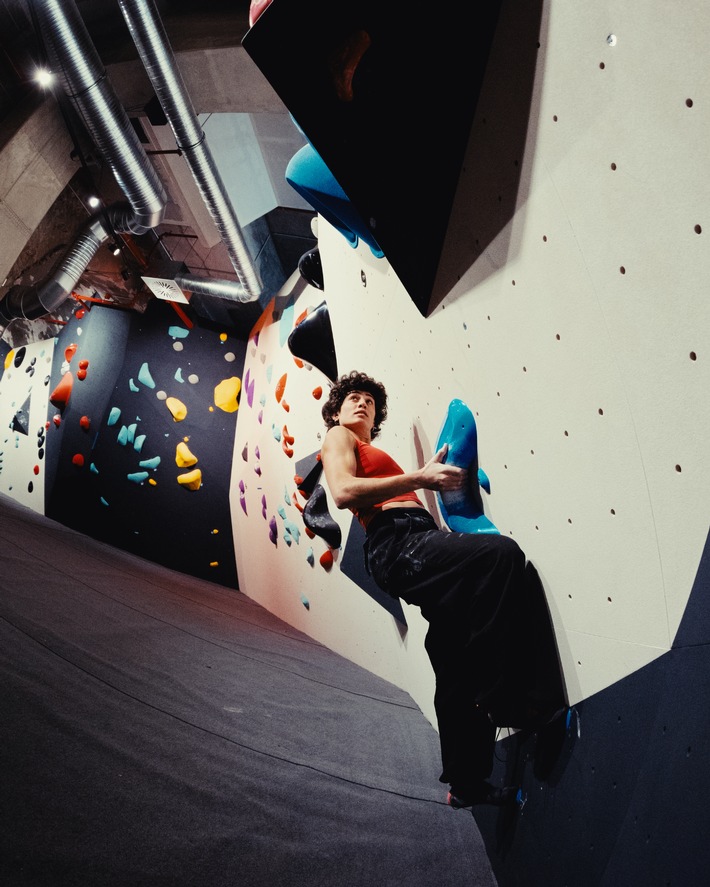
[0,494,496,887]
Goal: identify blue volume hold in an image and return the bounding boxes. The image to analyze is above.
[435,399,499,534]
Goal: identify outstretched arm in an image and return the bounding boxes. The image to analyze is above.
[320,425,467,511]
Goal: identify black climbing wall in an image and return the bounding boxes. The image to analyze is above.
[44,300,245,587]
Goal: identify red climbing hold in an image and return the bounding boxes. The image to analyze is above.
[72,453,85,467]
[77,368,87,381]
[49,372,73,409]
[53,415,61,427]
[64,343,78,362]
[282,425,295,458]
[33,465,40,475]
[319,549,334,570]
[80,415,91,431]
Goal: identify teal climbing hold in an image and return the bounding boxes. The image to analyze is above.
[134,434,146,452]
[435,399,498,534]
[174,368,184,383]
[168,325,189,339]
[129,379,139,392]
[284,519,301,544]
[138,362,155,388]
[127,471,150,484]
[107,407,121,426]
[139,456,161,470]
[117,425,129,446]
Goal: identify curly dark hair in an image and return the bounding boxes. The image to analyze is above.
[322,371,388,439]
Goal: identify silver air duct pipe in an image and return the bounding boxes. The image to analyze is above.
[0,208,121,322]
[174,272,246,302]
[117,0,262,301]
[0,0,168,322]
[34,0,167,233]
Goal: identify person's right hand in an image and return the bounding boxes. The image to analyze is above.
[419,445,468,492]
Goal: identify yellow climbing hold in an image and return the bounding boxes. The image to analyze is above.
[4,350,14,370]
[209,561,219,567]
[177,468,202,490]
[166,396,187,421]
[214,376,241,413]
[219,332,227,342]
[175,441,198,467]
[148,478,158,486]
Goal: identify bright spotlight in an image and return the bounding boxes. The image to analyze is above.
[88,196,100,209]
[35,68,55,88]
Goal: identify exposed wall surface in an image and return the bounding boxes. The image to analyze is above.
[0,100,76,284]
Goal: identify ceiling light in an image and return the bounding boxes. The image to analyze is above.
[108,241,121,256]
[35,68,55,88]
[88,196,100,209]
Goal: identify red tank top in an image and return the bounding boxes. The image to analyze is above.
[353,439,424,528]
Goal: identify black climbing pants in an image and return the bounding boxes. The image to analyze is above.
[365,507,553,793]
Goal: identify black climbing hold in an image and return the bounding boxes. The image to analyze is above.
[303,483,342,549]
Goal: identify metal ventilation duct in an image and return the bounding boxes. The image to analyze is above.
[1,208,119,322]
[117,0,262,301]
[0,0,168,322]
[34,0,167,233]
[174,272,246,302]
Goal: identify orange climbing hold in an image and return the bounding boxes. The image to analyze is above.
[80,415,91,431]
[319,549,334,570]
[312,386,323,399]
[50,372,73,409]
[275,373,287,403]
[64,343,78,362]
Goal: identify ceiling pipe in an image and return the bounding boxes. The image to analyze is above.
[0,0,168,322]
[1,208,121,322]
[33,0,167,233]
[117,0,263,301]
[174,272,246,302]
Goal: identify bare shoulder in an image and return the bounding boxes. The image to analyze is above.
[321,425,358,458]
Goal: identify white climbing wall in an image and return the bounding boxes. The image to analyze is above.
[0,341,55,511]
[231,0,710,723]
